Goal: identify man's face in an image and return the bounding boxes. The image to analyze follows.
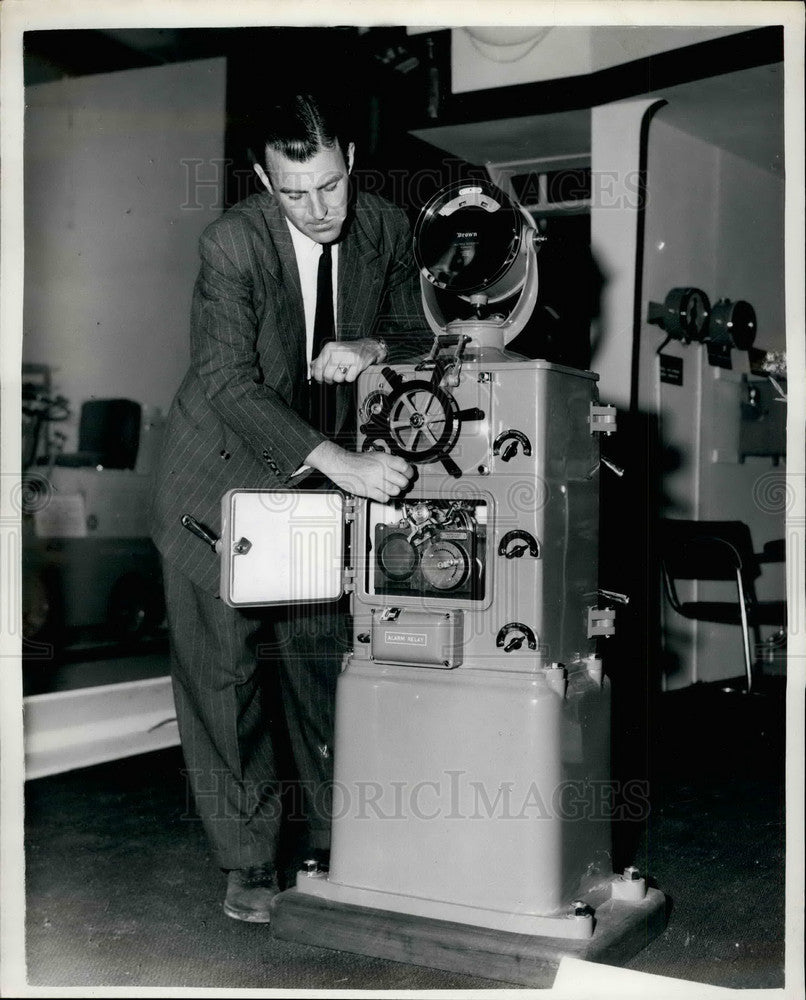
[256,142,354,244]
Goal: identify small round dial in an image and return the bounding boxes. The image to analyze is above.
[377,533,419,582]
[360,390,389,422]
[420,540,470,591]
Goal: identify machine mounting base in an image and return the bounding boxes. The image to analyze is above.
[270,885,668,988]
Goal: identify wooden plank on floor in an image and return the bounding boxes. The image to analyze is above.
[271,887,667,988]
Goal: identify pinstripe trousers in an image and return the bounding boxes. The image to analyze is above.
[163,560,349,870]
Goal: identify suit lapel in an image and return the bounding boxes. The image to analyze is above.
[338,204,384,340]
[257,195,306,379]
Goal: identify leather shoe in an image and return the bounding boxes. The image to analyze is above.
[223,863,279,923]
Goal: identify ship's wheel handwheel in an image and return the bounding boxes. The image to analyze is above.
[387,381,459,463]
[360,367,485,478]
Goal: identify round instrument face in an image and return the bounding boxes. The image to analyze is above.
[711,298,757,350]
[413,180,523,296]
[664,286,710,342]
[360,390,388,423]
[377,533,419,582]
[420,540,470,591]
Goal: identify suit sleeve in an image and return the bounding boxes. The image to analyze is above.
[191,229,325,481]
[373,210,434,362]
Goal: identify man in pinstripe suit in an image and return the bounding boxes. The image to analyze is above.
[151,95,430,921]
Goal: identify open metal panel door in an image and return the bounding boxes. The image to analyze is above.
[220,489,345,608]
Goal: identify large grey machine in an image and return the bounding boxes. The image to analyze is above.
[217,180,666,983]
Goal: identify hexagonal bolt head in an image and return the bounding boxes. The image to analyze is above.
[572,900,592,917]
[303,858,319,875]
[623,865,641,881]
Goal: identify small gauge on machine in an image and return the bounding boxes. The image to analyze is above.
[360,390,389,423]
[377,532,419,582]
[709,298,757,350]
[420,539,471,591]
[647,287,711,343]
[705,298,757,369]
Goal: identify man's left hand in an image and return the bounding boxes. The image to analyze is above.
[311,339,386,384]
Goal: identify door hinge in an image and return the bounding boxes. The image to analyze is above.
[588,606,616,638]
[344,496,358,523]
[343,567,357,594]
[590,404,617,435]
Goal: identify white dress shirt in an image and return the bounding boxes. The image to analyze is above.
[286,218,339,477]
[285,217,339,375]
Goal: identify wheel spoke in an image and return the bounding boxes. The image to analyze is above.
[400,393,419,416]
[422,393,438,416]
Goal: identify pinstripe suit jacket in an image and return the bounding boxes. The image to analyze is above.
[151,188,430,595]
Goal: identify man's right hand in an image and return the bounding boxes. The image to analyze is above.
[305,440,414,503]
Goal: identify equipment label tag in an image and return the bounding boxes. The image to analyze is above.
[659,354,683,386]
[384,631,428,646]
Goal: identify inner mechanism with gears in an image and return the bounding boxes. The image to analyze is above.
[370,498,486,600]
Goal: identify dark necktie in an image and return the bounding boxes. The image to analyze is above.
[310,242,336,435]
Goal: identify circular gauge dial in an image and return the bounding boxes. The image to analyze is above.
[710,299,757,350]
[377,533,419,582]
[421,540,470,591]
[662,287,711,342]
[360,390,388,422]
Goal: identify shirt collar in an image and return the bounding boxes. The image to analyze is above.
[285,216,324,255]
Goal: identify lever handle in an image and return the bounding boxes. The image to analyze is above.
[598,588,630,605]
[181,514,220,553]
[506,542,529,559]
[601,457,625,478]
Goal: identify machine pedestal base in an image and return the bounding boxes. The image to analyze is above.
[270,886,667,988]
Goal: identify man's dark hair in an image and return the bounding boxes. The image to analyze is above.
[250,94,349,167]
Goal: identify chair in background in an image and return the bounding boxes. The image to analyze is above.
[660,519,786,693]
[53,398,142,470]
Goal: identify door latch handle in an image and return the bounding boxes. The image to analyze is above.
[181,514,221,553]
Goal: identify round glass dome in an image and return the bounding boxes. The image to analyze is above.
[413,180,526,299]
